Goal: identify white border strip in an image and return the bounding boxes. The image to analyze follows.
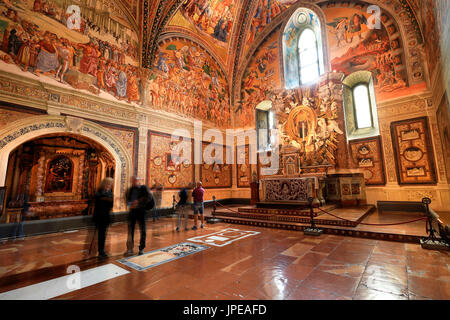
[187,228,260,247]
[0,263,130,300]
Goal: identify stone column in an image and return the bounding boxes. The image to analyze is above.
[35,150,46,202]
[137,121,149,183]
[139,67,152,107]
[77,153,85,200]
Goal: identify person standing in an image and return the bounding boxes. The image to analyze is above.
[125,176,154,256]
[192,181,205,230]
[176,187,188,232]
[93,177,114,258]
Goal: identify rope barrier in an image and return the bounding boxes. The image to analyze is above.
[214,200,427,227]
[215,201,243,215]
[316,207,427,226]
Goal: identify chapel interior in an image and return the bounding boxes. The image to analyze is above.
[0,0,449,301]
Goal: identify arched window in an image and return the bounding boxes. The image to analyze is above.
[353,84,373,129]
[283,8,326,89]
[343,71,380,140]
[256,101,275,151]
[298,28,320,84]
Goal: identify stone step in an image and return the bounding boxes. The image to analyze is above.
[214,214,422,244]
[236,205,339,217]
[213,210,358,227]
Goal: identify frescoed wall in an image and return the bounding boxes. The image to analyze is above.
[167,0,239,64]
[246,0,289,50]
[420,0,441,78]
[239,28,280,128]
[150,37,231,128]
[433,0,450,103]
[323,6,407,98]
[0,0,141,104]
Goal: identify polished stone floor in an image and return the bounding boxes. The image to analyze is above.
[0,215,449,300]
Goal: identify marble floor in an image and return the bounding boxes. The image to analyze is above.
[0,216,449,300]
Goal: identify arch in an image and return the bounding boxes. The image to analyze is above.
[282,7,327,89]
[0,115,133,211]
[233,1,330,106]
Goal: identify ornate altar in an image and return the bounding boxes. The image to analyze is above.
[5,135,115,220]
[261,177,317,204]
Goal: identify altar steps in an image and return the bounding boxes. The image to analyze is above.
[213,205,374,228]
[236,204,339,217]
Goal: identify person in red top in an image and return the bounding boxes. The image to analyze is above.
[191,181,205,230]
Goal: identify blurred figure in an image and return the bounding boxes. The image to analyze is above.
[125,176,154,256]
[93,177,113,258]
[192,181,205,230]
[176,187,188,232]
[13,201,30,240]
[152,182,163,222]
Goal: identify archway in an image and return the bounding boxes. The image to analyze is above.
[3,133,116,222]
[0,115,133,222]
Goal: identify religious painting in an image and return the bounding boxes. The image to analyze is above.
[236,145,251,188]
[245,0,289,50]
[151,38,231,128]
[44,156,73,193]
[421,0,441,76]
[323,6,407,96]
[201,142,232,188]
[0,0,141,104]
[391,117,437,185]
[349,136,386,185]
[240,28,280,128]
[168,0,238,63]
[147,132,194,190]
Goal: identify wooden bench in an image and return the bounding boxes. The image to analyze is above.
[377,201,425,214]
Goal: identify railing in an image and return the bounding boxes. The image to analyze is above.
[210,194,449,249]
[421,198,450,249]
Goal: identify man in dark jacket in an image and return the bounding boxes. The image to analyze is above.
[125,176,154,256]
[93,177,114,258]
[176,187,188,231]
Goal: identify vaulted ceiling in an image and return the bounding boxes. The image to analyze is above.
[122,0,425,91]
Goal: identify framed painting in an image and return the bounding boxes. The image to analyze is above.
[147,131,194,189]
[236,145,251,188]
[200,142,232,189]
[349,136,386,185]
[390,117,437,185]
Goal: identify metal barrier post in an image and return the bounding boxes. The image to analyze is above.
[420,197,450,251]
[423,198,437,241]
[208,195,222,224]
[172,195,176,214]
[304,197,323,236]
